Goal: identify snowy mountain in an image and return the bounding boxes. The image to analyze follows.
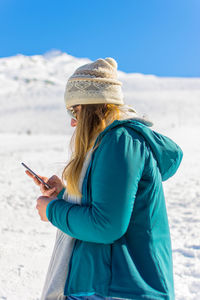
[0,50,200,134]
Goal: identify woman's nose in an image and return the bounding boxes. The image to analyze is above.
[71,118,77,127]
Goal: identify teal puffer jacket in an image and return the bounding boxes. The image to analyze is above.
[47,119,183,300]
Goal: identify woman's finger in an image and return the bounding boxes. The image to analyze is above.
[25,170,49,186]
[47,187,57,197]
[25,170,40,185]
[25,170,48,181]
[40,183,49,193]
[42,186,57,197]
[25,170,34,178]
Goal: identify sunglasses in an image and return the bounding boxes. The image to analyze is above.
[67,105,79,120]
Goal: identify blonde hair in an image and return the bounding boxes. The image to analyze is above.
[62,103,122,197]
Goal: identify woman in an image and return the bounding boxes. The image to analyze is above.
[26,57,183,300]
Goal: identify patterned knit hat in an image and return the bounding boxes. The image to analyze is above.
[64,57,124,108]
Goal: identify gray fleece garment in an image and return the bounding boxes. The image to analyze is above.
[40,149,93,300]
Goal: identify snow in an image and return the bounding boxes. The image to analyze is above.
[0,52,200,299]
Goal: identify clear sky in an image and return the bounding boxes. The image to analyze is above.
[0,0,199,77]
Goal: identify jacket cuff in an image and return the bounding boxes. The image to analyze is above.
[57,187,66,199]
[46,199,58,221]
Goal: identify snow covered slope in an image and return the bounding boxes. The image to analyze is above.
[0,51,200,134]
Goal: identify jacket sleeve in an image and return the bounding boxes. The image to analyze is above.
[46,131,146,244]
[57,187,66,199]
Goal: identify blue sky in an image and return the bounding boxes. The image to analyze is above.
[0,0,199,77]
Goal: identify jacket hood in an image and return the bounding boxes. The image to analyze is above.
[95,118,183,181]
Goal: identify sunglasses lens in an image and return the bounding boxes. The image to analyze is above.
[67,108,77,120]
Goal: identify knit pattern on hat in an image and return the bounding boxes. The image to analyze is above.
[64,57,124,108]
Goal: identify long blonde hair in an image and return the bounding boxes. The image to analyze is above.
[62,103,122,197]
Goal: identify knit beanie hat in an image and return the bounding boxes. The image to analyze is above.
[64,57,124,108]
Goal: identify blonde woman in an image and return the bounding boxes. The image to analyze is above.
[26,58,183,300]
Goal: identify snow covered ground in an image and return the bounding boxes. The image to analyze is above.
[0,52,200,299]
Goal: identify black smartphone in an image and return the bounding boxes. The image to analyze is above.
[21,162,51,189]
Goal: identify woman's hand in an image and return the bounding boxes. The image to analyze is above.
[25,170,64,197]
[36,196,55,222]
